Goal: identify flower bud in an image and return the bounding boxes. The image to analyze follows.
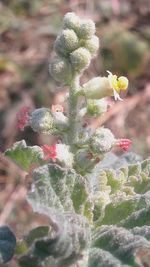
[52,110,68,132]
[78,19,96,39]
[49,57,72,84]
[29,108,54,134]
[90,127,115,154]
[56,144,74,168]
[70,47,91,72]
[54,29,79,56]
[80,77,113,99]
[42,143,73,168]
[115,139,132,151]
[83,35,99,55]
[63,12,81,33]
[42,144,57,161]
[87,99,108,117]
[74,148,100,174]
[16,106,30,131]
[76,126,92,146]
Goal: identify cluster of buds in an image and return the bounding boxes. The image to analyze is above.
[49,12,99,84]
[16,13,132,173]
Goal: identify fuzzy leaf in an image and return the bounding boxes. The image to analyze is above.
[120,205,150,229]
[88,248,130,267]
[100,192,150,225]
[27,163,93,222]
[5,140,44,171]
[92,225,150,266]
[18,213,90,267]
[0,226,16,263]
[128,159,150,194]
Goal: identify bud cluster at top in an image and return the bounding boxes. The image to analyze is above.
[49,12,99,84]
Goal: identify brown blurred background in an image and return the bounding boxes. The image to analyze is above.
[0,0,150,265]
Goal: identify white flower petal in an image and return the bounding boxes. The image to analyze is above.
[113,89,123,101]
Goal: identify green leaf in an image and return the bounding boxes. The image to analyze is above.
[128,159,150,194]
[89,248,130,267]
[119,205,150,229]
[27,163,93,222]
[131,226,150,240]
[0,226,16,263]
[5,140,44,171]
[100,192,150,225]
[25,226,50,246]
[18,213,91,267]
[92,225,150,266]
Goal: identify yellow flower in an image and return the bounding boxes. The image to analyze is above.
[107,71,128,101]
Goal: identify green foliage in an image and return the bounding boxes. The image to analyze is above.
[90,225,150,267]
[5,140,44,171]
[101,22,149,78]
[27,163,93,222]
[17,214,90,267]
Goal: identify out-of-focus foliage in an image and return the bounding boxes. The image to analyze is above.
[101,22,149,78]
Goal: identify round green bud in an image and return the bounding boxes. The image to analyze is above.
[87,99,108,117]
[78,19,96,39]
[90,127,115,154]
[63,12,81,33]
[74,148,99,175]
[84,35,99,54]
[70,47,91,72]
[29,108,54,134]
[54,29,79,56]
[49,57,72,84]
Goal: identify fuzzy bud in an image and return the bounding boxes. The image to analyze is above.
[42,143,73,167]
[83,35,99,55]
[78,19,96,39]
[52,110,68,132]
[29,108,55,134]
[76,126,92,146]
[56,144,74,168]
[63,12,81,33]
[54,29,79,56]
[74,148,100,175]
[49,57,72,84]
[90,127,115,154]
[80,77,113,99]
[87,99,108,117]
[70,47,91,72]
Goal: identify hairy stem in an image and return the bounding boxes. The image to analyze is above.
[68,75,80,148]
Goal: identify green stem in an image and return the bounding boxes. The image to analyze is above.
[68,75,80,148]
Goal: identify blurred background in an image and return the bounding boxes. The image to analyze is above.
[0,0,150,265]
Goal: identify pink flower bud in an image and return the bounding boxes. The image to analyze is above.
[116,139,132,151]
[51,104,64,113]
[41,144,57,160]
[16,106,30,131]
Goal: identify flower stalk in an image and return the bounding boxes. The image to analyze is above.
[68,75,80,147]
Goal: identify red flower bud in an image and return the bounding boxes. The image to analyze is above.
[116,139,132,151]
[17,106,30,131]
[41,144,57,160]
